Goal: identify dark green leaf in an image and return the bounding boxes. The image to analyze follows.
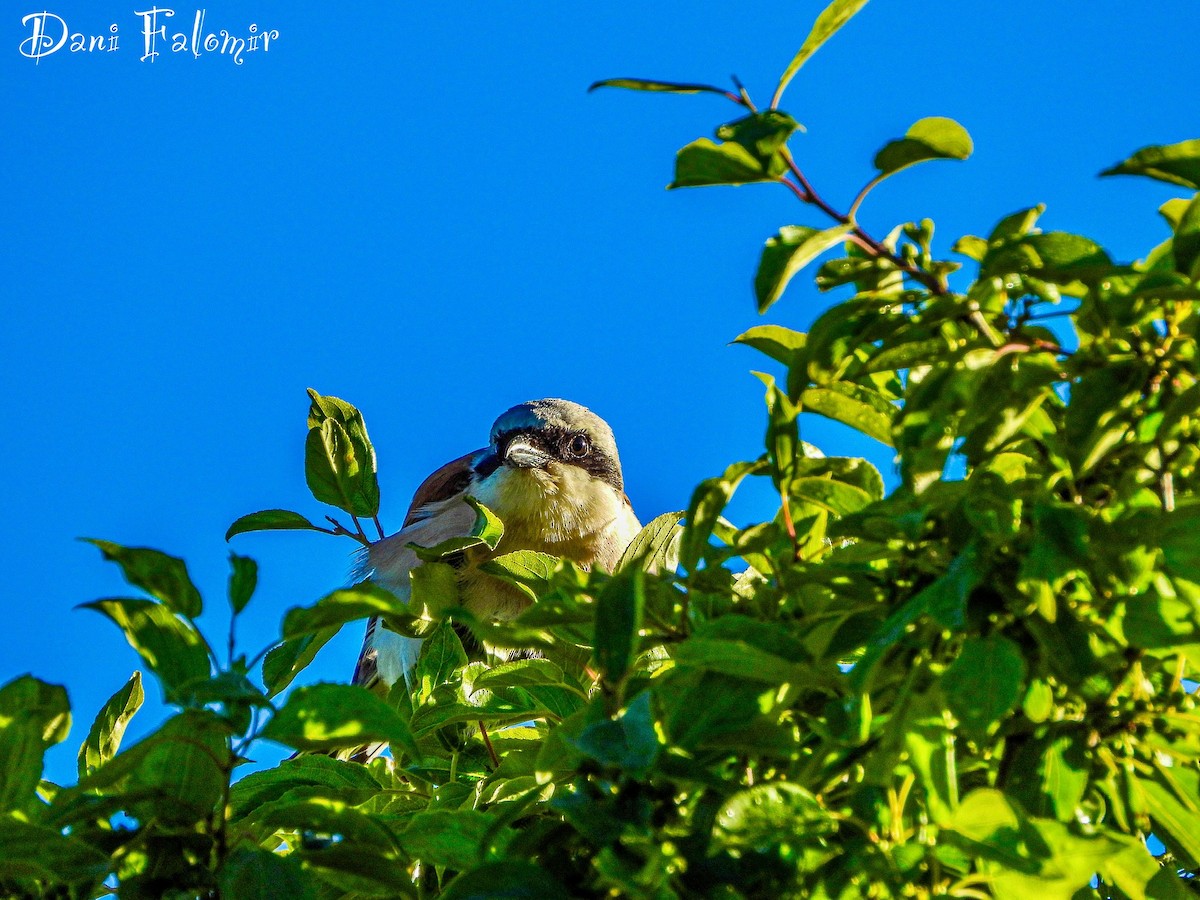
[755,224,853,312]
[941,634,1026,738]
[1171,193,1200,275]
[72,709,231,826]
[715,111,800,166]
[772,0,870,108]
[263,683,419,760]
[1101,139,1200,189]
[228,552,257,614]
[0,675,70,812]
[225,508,324,542]
[83,539,203,618]
[0,819,109,886]
[568,691,661,773]
[400,809,496,869]
[80,598,211,700]
[594,570,644,684]
[587,77,732,97]
[443,862,570,900]
[873,116,973,177]
[262,626,339,698]
[219,848,316,900]
[77,670,143,779]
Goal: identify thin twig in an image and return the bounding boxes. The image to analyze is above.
[372,515,386,540]
[478,721,499,767]
[731,74,756,111]
[777,146,1003,348]
[325,515,370,547]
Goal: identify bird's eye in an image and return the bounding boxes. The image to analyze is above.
[567,433,591,458]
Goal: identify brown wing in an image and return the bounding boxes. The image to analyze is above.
[350,450,483,691]
[403,450,482,526]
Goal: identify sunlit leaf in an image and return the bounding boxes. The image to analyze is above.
[1101,139,1200,189]
[77,671,143,779]
[225,508,324,542]
[772,0,871,108]
[83,539,203,618]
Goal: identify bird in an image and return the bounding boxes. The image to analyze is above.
[351,398,642,696]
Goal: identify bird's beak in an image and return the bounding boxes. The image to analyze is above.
[504,435,550,470]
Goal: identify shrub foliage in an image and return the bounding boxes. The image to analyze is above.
[6,2,1200,897]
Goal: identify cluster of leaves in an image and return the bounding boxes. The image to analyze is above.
[5,1,1200,896]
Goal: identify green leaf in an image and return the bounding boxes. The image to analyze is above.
[587,77,732,97]
[77,671,143,779]
[249,789,397,847]
[758,372,801,491]
[443,862,570,900]
[616,511,684,574]
[715,783,833,849]
[400,809,496,870]
[655,669,772,750]
[568,691,661,774]
[988,204,1046,243]
[1159,196,1191,229]
[474,658,569,692]
[410,496,504,562]
[800,383,895,446]
[83,539,203,618]
[669,138,776,188]
[1007,734,1088,821]
[755,224,854,312]
[681,459,765,571]
[480,550,560,601]
[0,819,109,887]
[263,682,419,760]
[942,635,1026,739]
[1101,139,1200,190]
[282,583,407,640]
[674,636,806,684]
[873,117,973,177]
[414,620,468,704]
[1141,769,1200,866]
[80,598,211,700]
[715,111,801,164]
[225,508,324,541]
[0,675,71,812]
[73,709,231,826]
[771,0,871,109]
[1171,193,1200,275]
[228,552,257,615]
[306,418,379,517]
[262,627,338,698]
[594,570,644,684]
[219,848,316,900]
[950,788,1132,898]
[732,324,807,366]
[229,755,382,818]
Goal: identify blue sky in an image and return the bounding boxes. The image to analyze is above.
[2,1,1194,785]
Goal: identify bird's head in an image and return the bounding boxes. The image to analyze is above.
[470,399,627,541]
